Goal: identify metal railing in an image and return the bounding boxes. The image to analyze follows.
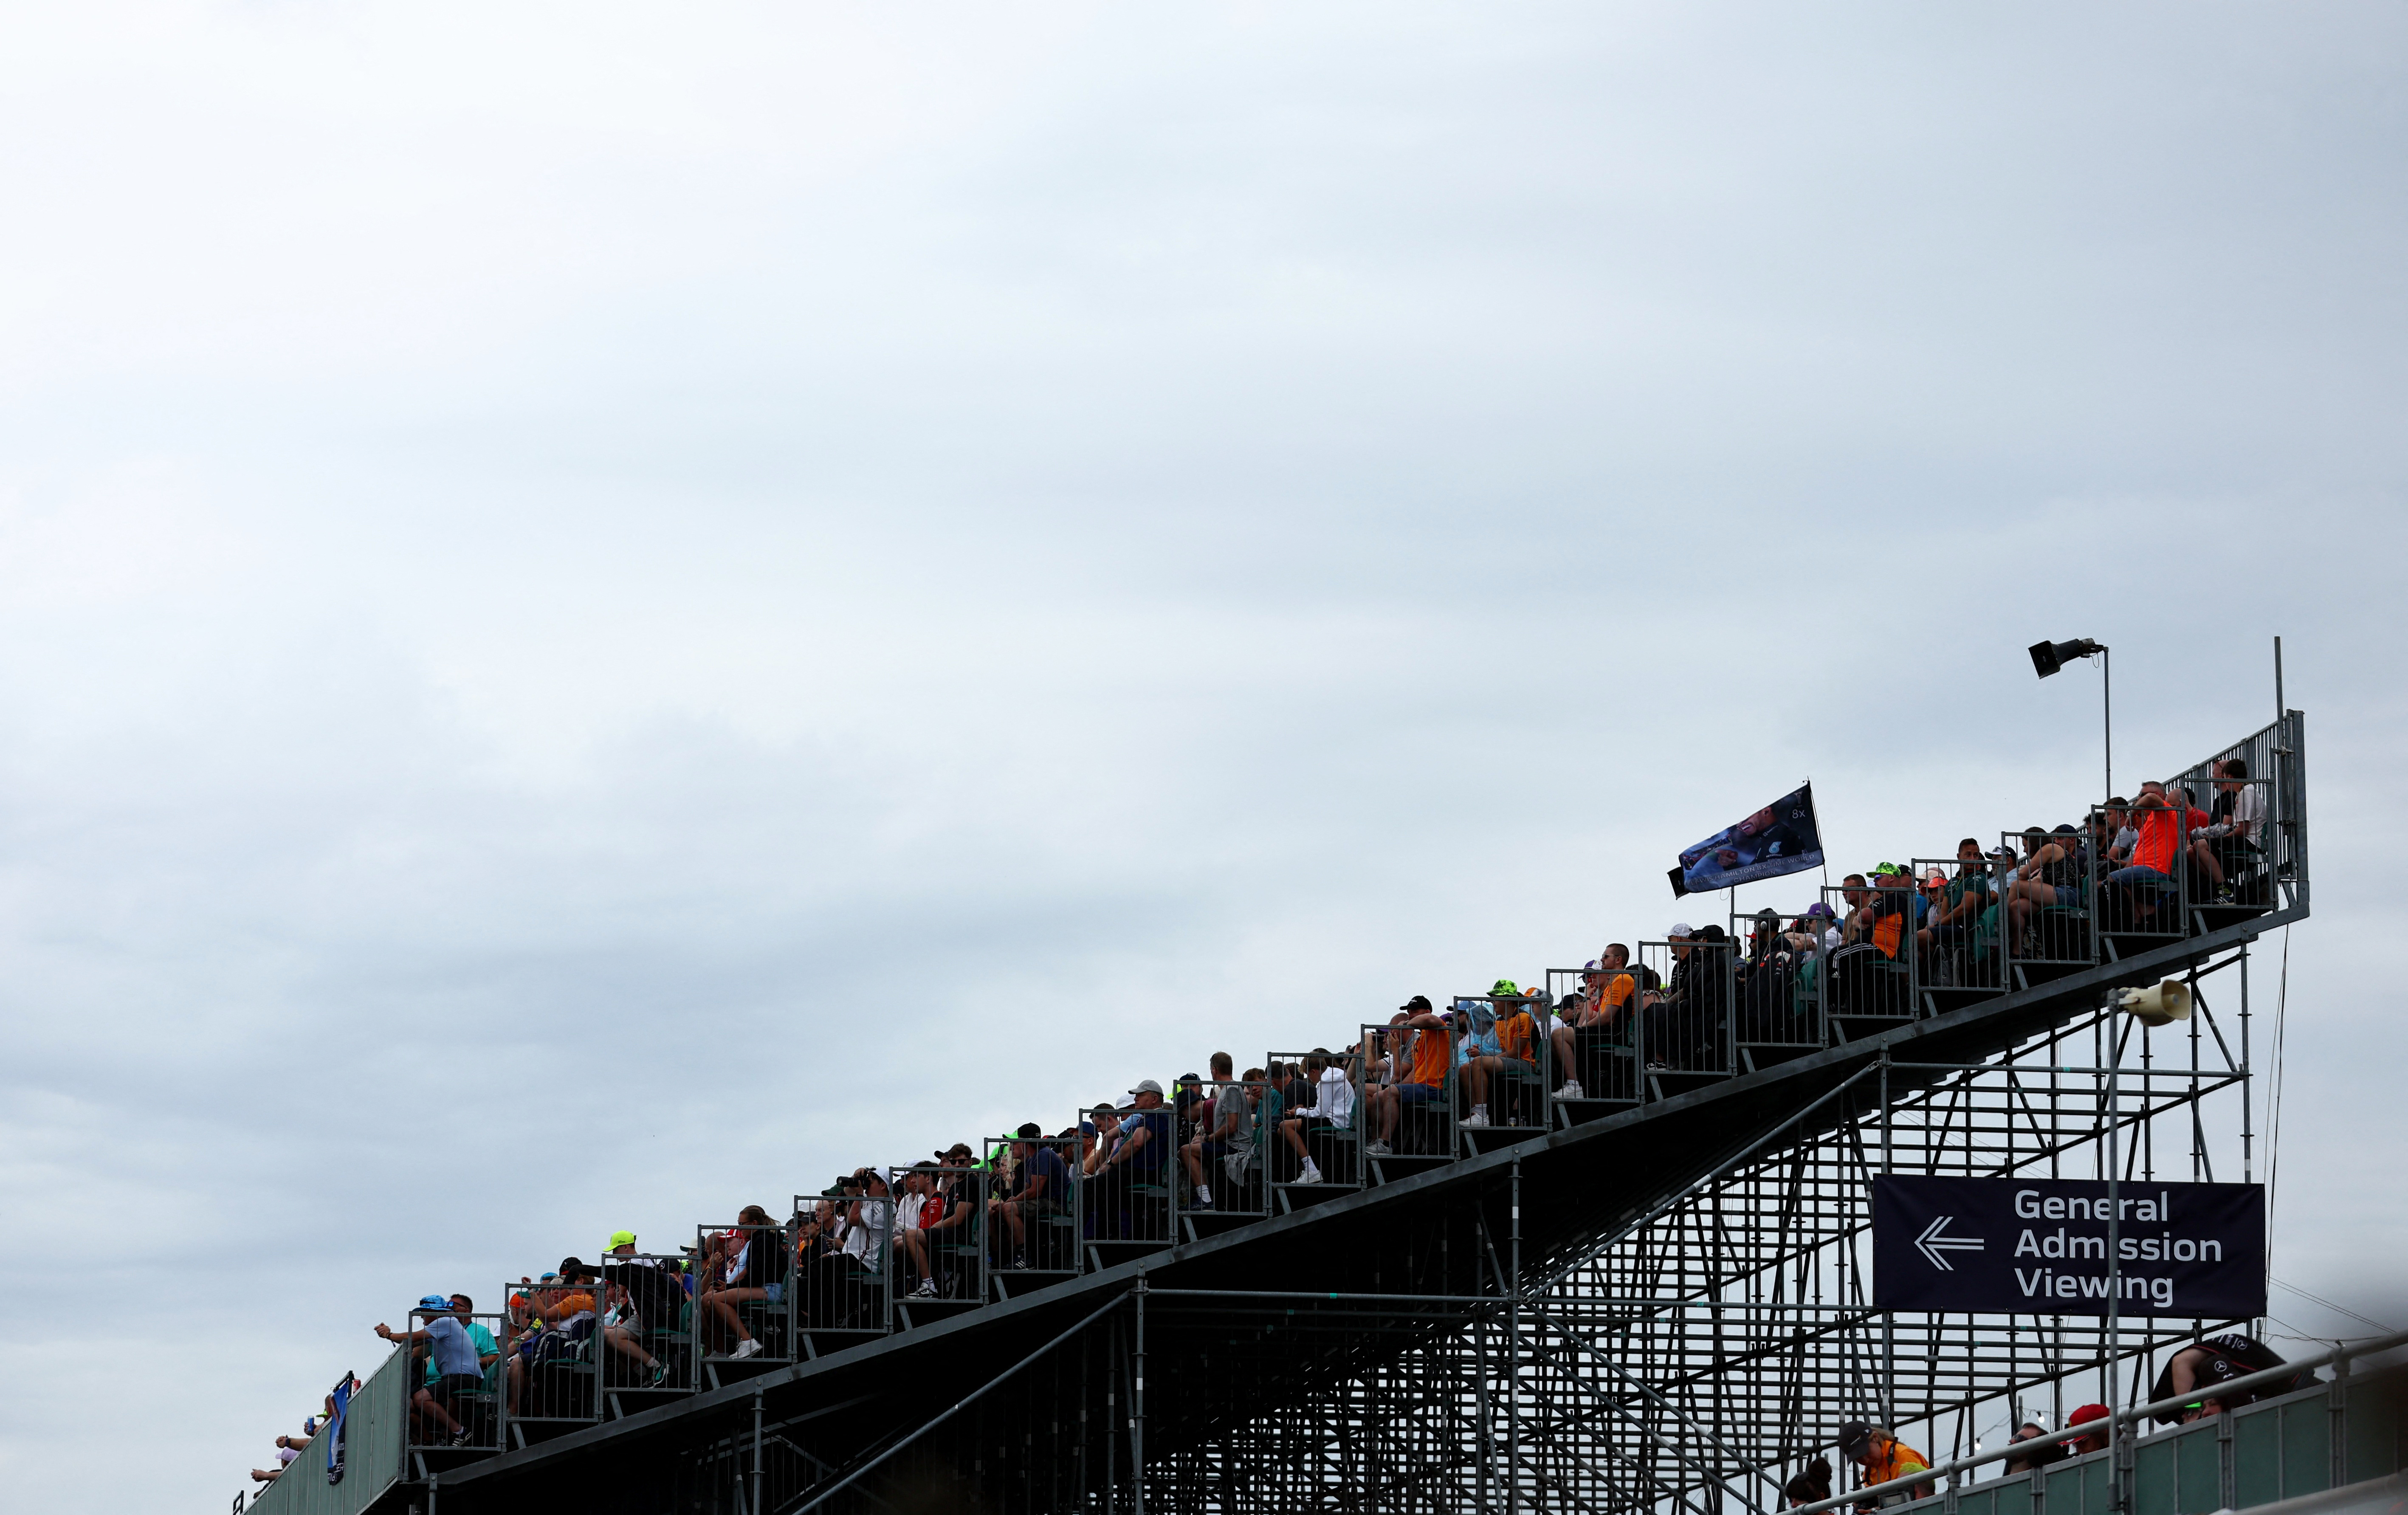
[1358,1016,1458,1158]
[398,1304,505,1455]
[1545,962,1649,1107]
[595,1253,694,1396]
[983,1135,1084,1278]
[691,1220,797,1361]
[1728,905,1830,1067]
[890,1161,989,1305]
[1635,934,1737,1086]
[1790,1328,2408,1515]
[1450,993,1556,1132]
[503,1275,606,1433]
[1178,1076,1280,1219]
[1822,881,1921,1029]
[1267,1047,1365,1188]
[1083,1102,1178,1248]
[781,1194,893,1337]
[1908,855,2007,996]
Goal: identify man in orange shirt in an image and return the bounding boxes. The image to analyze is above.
[2108,780,2188,926]
[1366,996,1452,1152]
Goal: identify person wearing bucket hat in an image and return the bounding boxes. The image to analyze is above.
[374,1296,486,1446]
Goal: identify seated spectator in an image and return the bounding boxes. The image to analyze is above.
[842,1168,894,1278]
[1179,1053,1243,1208]
[1090,1081,1173,1237]
[1836,877,1873,942]
[1837,1421,1932,1509]
[1277,1049,1353,1184]
[991,1124,1072,1269]
[2064,1402,2110,1454]
[2003,828,2082,948]
[374,1295,492,1447]
[696,1205,786,1360]
[1357,1012,1408,1157]
[1458,982,1542,1128]
[1784,1455,1833,1508]
[600,1233,676,1387]
[2190,759,2264,900]
[1450,996,1507,1129]
[1368,998,1450,1154]
[2103,798,2136,864]
[1643,925,1731,1069]
[1556,945,1652,1097]
[2001,1419,2068,1474]
[2108,781,2186,925]
[2148,1332,2309,1424]
[505,1265,599,1414]
[891,1167,936,1297]
[1918,839,1991,962]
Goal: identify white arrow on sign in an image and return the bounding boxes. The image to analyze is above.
[1915,1215,1986,1271]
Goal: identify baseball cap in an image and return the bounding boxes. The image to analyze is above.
[1014,1122,1043,1140]
[1837,1420,1872,1456]
[1401,994,1432,1012]
[607,1230,636,1250]
[1127,1078,1164,1099]
[1805,902,1834,919]
[539,1272,558,1282]
[1668,922,1694,938]
[2068,1402,2110,1427]
[416,1294,454,1313]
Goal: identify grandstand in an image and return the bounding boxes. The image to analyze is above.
[236,710,2408,1515]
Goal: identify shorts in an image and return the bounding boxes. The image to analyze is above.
[1195,1137,1231,1162]
[2108,865,2172,890]
[1492,1057,1535,1075]
[1396,1082,1444,1105]
[2053,884,2080,908]
[429,1372,485,1408]
[1001,1197,1069,1219]
[764,1283,784,1306]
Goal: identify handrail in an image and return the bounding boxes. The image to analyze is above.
[1787,1326,2408,1515]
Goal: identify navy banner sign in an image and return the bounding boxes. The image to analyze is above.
[1872,1176,2266,1318]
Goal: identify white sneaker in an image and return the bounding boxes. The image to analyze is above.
[730,1338,763,1360]
[1462,1110,1489,1129]
[1298,1159,1324,1185]
[911,1278,938,1298]
[1559,1080,1583,1100]
[1365,1140,1391,1156]
[1195,1185,1212,1206]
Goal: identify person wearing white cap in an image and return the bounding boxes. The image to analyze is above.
[1093,1080,1171,1238]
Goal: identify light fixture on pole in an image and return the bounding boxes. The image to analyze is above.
[2029,637,2110,799]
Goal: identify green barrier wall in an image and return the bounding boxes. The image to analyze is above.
[243,1349,409,1515]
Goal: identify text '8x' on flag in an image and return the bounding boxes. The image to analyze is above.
[1669,783,1823,898]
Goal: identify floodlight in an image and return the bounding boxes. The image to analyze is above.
[2029,637,2104,679]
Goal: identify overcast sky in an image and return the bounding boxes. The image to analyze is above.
[2,4,2404,1506]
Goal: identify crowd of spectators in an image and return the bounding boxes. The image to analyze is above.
[244,748,2276,1498]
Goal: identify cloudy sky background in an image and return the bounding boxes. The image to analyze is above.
[1,3,2403,1505]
